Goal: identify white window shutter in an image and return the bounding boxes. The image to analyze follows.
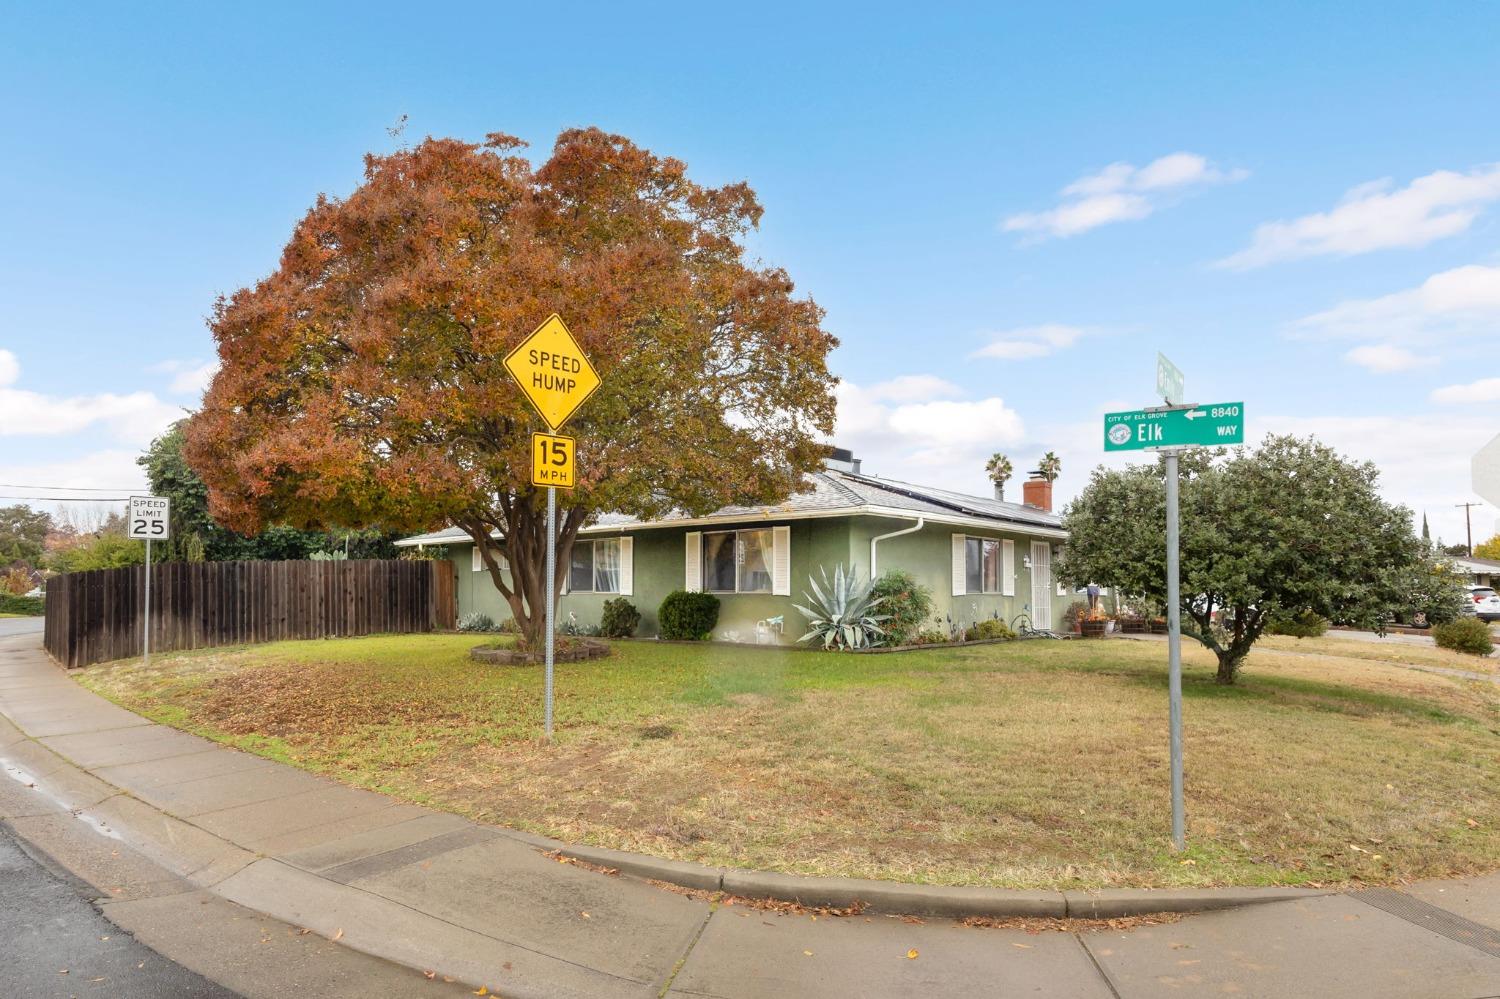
[685,532,702,592]
[1002,540,1015,597]
[951,534,966,597]
[771,525,791,596]
[561,542,570,594]
[619,537,634,596]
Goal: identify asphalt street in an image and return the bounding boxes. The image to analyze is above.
[0,822,237,999]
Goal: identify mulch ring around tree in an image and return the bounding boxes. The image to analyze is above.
[470,638,610,666]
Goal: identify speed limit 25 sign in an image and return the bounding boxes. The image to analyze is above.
[530,433,576,488]
[127,495,172,540]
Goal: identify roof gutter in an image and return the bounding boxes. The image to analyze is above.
[870,516,924,578]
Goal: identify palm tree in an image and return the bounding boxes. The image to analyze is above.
[1038,451,1062,483]
[985,453,1013,500]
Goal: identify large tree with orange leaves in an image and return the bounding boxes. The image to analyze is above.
[186,128,838,646]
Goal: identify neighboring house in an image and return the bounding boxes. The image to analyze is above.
[396,452,1073,644]
[1451,556,1500,588]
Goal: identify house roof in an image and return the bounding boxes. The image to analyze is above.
[1452,555,1500,573]
[394,468,1064,548]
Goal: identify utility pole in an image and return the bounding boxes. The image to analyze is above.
[1456,502,1480,556]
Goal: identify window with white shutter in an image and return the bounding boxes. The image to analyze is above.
[1002,539,1015,596]
[951,534,966,597]
[771,525,791,596]
[684,532,702,592]
[619,537,634,596]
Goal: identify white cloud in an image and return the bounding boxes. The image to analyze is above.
[1004,152,1246,240]
[0,448,148,519]
[860,374,963,403]
[1432,377,1500,405]
[1342,344,1435,373]
[1218,164,1500,269]
[150,358,219,395]
[833,377,1026,479]
[972,324,1084,360]
[1292,263,1500,342]
[0,353,180,445]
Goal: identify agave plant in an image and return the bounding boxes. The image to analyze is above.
[793,564,889,651]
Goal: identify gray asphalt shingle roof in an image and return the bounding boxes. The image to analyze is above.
[396,468,1062,546]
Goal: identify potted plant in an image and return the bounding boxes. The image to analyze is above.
[1061,600,1087,635]
[1080,608,1108,638]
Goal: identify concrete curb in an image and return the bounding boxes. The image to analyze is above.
[554,843,1328,918]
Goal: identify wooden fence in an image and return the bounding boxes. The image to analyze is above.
[44,559,457,669]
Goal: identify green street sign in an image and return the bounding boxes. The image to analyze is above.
[1104,402,1245,451]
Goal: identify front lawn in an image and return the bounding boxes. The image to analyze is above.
[80,634,1499,890]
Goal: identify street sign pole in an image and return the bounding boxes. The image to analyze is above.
[144,538,151,666]
[503,315,600,742]
[545,486,556,740]
[1164,450,1185,851]
[128,495,170,666]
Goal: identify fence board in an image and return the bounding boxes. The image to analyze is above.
[43,559,455,669]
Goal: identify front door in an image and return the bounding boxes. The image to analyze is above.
[1031,542,1052,630]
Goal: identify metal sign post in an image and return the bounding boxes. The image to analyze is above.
[127,496,171,665]
[1099,352,1237,851]
[504,315,599,741]
[1163,449,1185,850]
[545,486,556,738]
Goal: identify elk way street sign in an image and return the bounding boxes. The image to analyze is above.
[1104,402,1245,451]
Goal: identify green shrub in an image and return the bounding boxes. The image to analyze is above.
[0,594,43,616]
[1433,617,1494,656]
[658,591,720,640]
[870,569,933,647]
[964,618,1015,642]
[1267,609,1330,638]
[599,597,640,638]
[914,629,948,645]
[457,612,497,633]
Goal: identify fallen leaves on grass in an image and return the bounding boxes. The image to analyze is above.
[906,948,919,959]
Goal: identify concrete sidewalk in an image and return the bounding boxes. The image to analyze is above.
[3,629,1499,998]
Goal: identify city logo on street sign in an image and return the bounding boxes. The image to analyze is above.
[1104,402,1245,451]
[503,314,601,431]
[531,432,576,489]
[127,495,171,540]
[1156,352,1185,406]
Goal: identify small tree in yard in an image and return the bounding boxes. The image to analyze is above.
[185,128,836,648]
[1059,435,1433,685]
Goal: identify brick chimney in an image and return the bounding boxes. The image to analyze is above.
[1022,474,1053,512]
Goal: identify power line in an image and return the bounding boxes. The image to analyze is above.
[0,483,141,492]
[0,495,134,502]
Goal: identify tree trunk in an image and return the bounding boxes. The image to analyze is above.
[1215,652,1242,685]
[465,499,582,652]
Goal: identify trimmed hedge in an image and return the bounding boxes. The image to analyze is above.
[658,591,720,640]
[1433,617,1494,656]
[0,594,43,616]
[599,597,640,638]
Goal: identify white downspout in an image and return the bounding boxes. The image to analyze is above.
[870,517,924,578]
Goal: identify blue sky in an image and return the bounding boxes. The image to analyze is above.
[2,2,1498,542]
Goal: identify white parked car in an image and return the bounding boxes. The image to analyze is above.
[1463,586,1500,622]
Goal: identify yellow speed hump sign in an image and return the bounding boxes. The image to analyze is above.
[503,314,601,431]
[531,432,576,488]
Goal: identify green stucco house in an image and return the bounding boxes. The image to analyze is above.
[395,453,1073,643]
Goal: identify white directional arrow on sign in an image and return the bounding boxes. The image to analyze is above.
[1475,432,1500,508]
[1183,409,1206,421]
